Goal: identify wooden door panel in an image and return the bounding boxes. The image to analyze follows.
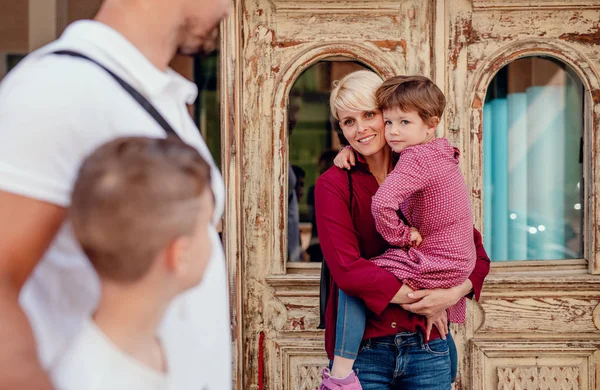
[240,0,435,388]
[450,1,600,388]
[472,340,600,390]
[233,1,600,388]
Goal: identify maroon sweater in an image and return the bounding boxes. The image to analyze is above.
[315,155,491,360]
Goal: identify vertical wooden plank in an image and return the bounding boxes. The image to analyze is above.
[28,0,57,51]
[0,0,29,54]
[433,0,447,137]
[220,1,244,387]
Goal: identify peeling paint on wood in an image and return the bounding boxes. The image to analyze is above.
[230,1,600,389]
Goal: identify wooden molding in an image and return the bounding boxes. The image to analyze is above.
[471,340,600,389]
[272,338,328,390]
[472,0,600,10]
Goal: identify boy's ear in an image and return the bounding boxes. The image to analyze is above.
[164,236,192,274]
[427,116,440,133]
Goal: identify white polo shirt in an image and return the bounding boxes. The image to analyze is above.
[51,319,168,390]
[0,20,231,390]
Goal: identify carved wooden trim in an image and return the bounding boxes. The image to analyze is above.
[266,275,320,290]
[476,297,600,337]
[272,338,328,390]
[593,303,600,331]
[471,340,600,390]
[220,2,243,388]
[490,260,588,273]
[497,366,580,389]
[481,273,600,293]
[271,1,403,13]
[272,43,398,275]
[467,39,600,275]
[472,0,600,10]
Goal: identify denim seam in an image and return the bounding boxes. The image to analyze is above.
[334,295,358,360]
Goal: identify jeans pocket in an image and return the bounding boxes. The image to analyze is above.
[424,338,450,356]
[358,339,372,352]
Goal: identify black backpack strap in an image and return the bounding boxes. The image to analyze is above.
[317,169,354,330]
[347,170,354,217]
[51,50,181,140]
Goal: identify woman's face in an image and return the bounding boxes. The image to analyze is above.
[337,108,387,158]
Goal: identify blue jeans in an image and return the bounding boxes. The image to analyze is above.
[331,333,451,389]
[446,327,457,383]
[335,290,366,359]
[335,291,453,388]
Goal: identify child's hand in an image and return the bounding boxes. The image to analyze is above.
[410,227,422,247]
[333,146,355,170]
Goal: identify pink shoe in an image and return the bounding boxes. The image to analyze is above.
[319,368,363,390]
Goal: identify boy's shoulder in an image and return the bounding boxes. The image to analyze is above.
[399,138,458,164]
[51,319,167,390]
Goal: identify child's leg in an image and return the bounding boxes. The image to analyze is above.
[446,326,458,384]
[332,289,366,378]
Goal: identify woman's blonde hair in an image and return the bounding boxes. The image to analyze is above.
[329,70,384,120]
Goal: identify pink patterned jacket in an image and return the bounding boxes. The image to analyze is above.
[371,138,476,323]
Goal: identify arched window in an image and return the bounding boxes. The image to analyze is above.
[483,57,584,261]
[286,60,368,262]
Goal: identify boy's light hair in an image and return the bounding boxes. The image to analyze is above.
[376,75,446,126]
[70,136,212,283]
[329,70,384,120]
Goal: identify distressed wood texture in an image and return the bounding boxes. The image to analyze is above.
[463,5,600,274]
[233,1,600,389]
[471,275,600,337]
[471,340,600,389]
[455,4,600,387]
[238,0,433,388]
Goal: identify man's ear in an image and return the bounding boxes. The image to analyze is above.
[164,236,192,274]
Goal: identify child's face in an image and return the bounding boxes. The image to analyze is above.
[183,190,215,288]
[383,107,437,153]
[338,108,388,158]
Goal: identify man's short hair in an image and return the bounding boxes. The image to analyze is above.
[292,165,305,180]
[376,75,446,126]
[70,136,212,283]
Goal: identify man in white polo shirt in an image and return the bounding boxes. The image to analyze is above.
[0,0,232,389]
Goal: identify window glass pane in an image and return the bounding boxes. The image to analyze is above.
[483,57,584,261]
[2,53,26,80]
[287,61,367,262]
[194,52,221,167]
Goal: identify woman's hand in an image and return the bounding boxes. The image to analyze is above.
[426,310,448,342]
[333,146,355,170]
[400,279,473,318]
[390,284,419,305]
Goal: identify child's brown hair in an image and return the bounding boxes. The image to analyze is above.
[376,75,445,126]
[70,136,212,283]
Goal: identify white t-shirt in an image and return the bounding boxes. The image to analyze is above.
[52,319,168,390]
[0,20,231,390]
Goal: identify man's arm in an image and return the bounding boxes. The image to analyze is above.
[0,191,65,390]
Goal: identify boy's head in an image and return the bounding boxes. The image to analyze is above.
[70,136,214,292]
[376,75,445,153]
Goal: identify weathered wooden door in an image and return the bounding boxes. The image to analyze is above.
[449,1,600,389]
[223,1,600,389]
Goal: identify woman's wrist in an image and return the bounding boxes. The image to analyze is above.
[452,279,474,301]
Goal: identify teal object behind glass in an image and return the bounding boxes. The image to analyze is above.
[483,57,584,261]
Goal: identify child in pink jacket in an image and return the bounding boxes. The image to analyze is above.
[322,75,475,390]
